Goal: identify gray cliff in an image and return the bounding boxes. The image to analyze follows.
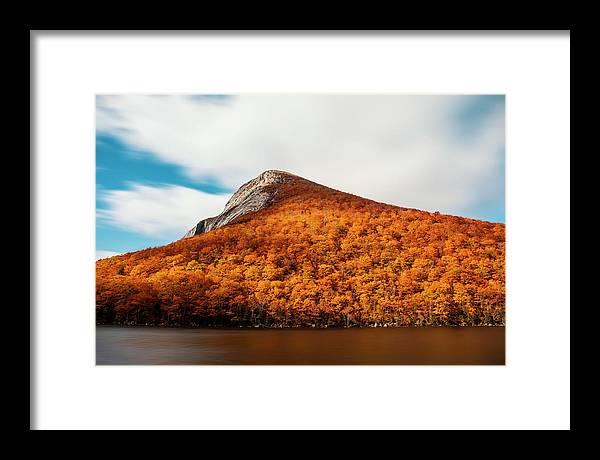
[183,170,292,238]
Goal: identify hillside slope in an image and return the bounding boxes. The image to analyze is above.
[96,171,505,327]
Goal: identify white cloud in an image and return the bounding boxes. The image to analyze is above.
[97,184,230,238]
[96,95,504,216]
[96,250,122,260]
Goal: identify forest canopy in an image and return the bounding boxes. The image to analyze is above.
[96,177,505,327]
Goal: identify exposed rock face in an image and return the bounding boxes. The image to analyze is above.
[183,170,293,238]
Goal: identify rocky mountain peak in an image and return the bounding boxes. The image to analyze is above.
[183,170,296,238]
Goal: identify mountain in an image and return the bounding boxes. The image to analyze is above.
[96,170,505,327]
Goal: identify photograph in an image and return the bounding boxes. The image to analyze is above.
[32,29,570,430]
[95,94,506,365]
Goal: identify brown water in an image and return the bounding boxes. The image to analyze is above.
[96,326,504,365]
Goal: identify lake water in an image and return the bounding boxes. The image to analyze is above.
[96,326,504,365]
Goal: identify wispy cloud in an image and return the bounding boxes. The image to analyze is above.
[96,250,122,260]
[96,95,504,219]
[97,183,230,238]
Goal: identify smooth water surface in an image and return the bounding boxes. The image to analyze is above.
[96,326,504,365]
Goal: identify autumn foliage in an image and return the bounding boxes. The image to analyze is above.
[96,175,505,327]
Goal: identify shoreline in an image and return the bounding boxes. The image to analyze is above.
[96,323,506,330]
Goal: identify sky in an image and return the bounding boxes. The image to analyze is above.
[96,94,505,260]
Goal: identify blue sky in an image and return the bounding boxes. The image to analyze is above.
[96,133,234,257]
[96,95,505,259]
